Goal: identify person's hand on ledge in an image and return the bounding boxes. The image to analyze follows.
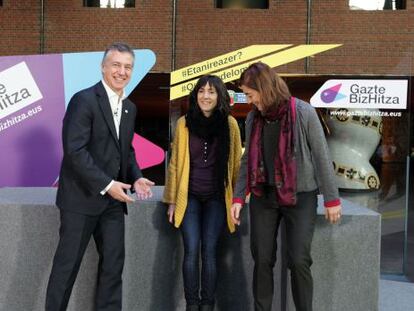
[107,181,134,203]
[230,202,243,225]
[167,204,175,223]
[133,178,155,200]
[325,204,342,224]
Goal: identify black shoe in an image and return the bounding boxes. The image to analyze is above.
[200,305,214,311]
[186,305,199,311]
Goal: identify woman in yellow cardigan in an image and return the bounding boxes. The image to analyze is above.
[163,75,242,311]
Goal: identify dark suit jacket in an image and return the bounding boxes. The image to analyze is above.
[56,81,142,215]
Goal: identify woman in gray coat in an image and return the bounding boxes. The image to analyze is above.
[231,62,342,311]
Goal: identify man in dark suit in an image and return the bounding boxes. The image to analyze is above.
[45,42,154,311]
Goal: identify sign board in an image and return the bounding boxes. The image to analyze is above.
[311,79,408,109]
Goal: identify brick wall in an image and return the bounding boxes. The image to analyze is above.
[0,1,41,55]
[310,0,414,75]
[0,0,172,72]
[1,0,414,75]
[175,0,307,73]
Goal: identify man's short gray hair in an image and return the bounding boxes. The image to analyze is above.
[102,42,135,64]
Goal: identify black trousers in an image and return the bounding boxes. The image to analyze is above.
[45,205,125,311]
[249,189,317,311]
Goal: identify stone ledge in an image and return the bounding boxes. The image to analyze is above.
[0,187,380,311]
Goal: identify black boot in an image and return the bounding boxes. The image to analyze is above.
[186,305,199,311]
[200,305,214,311]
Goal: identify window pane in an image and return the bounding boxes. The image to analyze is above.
[349,0,405,10]
[84,0,135,8]
[216,0,269,9]
[282,74,412,275]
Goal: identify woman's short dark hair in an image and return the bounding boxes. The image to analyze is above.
[188,75,231,117]
[239,62,291,109]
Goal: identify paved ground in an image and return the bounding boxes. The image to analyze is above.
[380,277,414,311]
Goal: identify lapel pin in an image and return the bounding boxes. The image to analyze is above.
[125,109,128,114]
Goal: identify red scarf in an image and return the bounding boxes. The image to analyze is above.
[247,97,297,206]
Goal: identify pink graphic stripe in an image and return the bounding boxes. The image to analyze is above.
[132,134,165,169]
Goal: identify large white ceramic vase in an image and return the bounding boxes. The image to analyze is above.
[326,108,382,190]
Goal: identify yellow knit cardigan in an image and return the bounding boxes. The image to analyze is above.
[162,115,242,233]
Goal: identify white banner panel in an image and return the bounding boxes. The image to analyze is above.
[0,62,43,120]
[311,79,407,109]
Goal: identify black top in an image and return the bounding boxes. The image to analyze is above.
[262,120,280,186]
[188,133,218,198]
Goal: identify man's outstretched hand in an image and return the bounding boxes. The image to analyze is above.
[134,177,155,200]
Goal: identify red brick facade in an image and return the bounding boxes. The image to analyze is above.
[1,1,414,75]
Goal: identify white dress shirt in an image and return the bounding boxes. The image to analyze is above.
[101,79,126,139]
[100,80,126,195]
